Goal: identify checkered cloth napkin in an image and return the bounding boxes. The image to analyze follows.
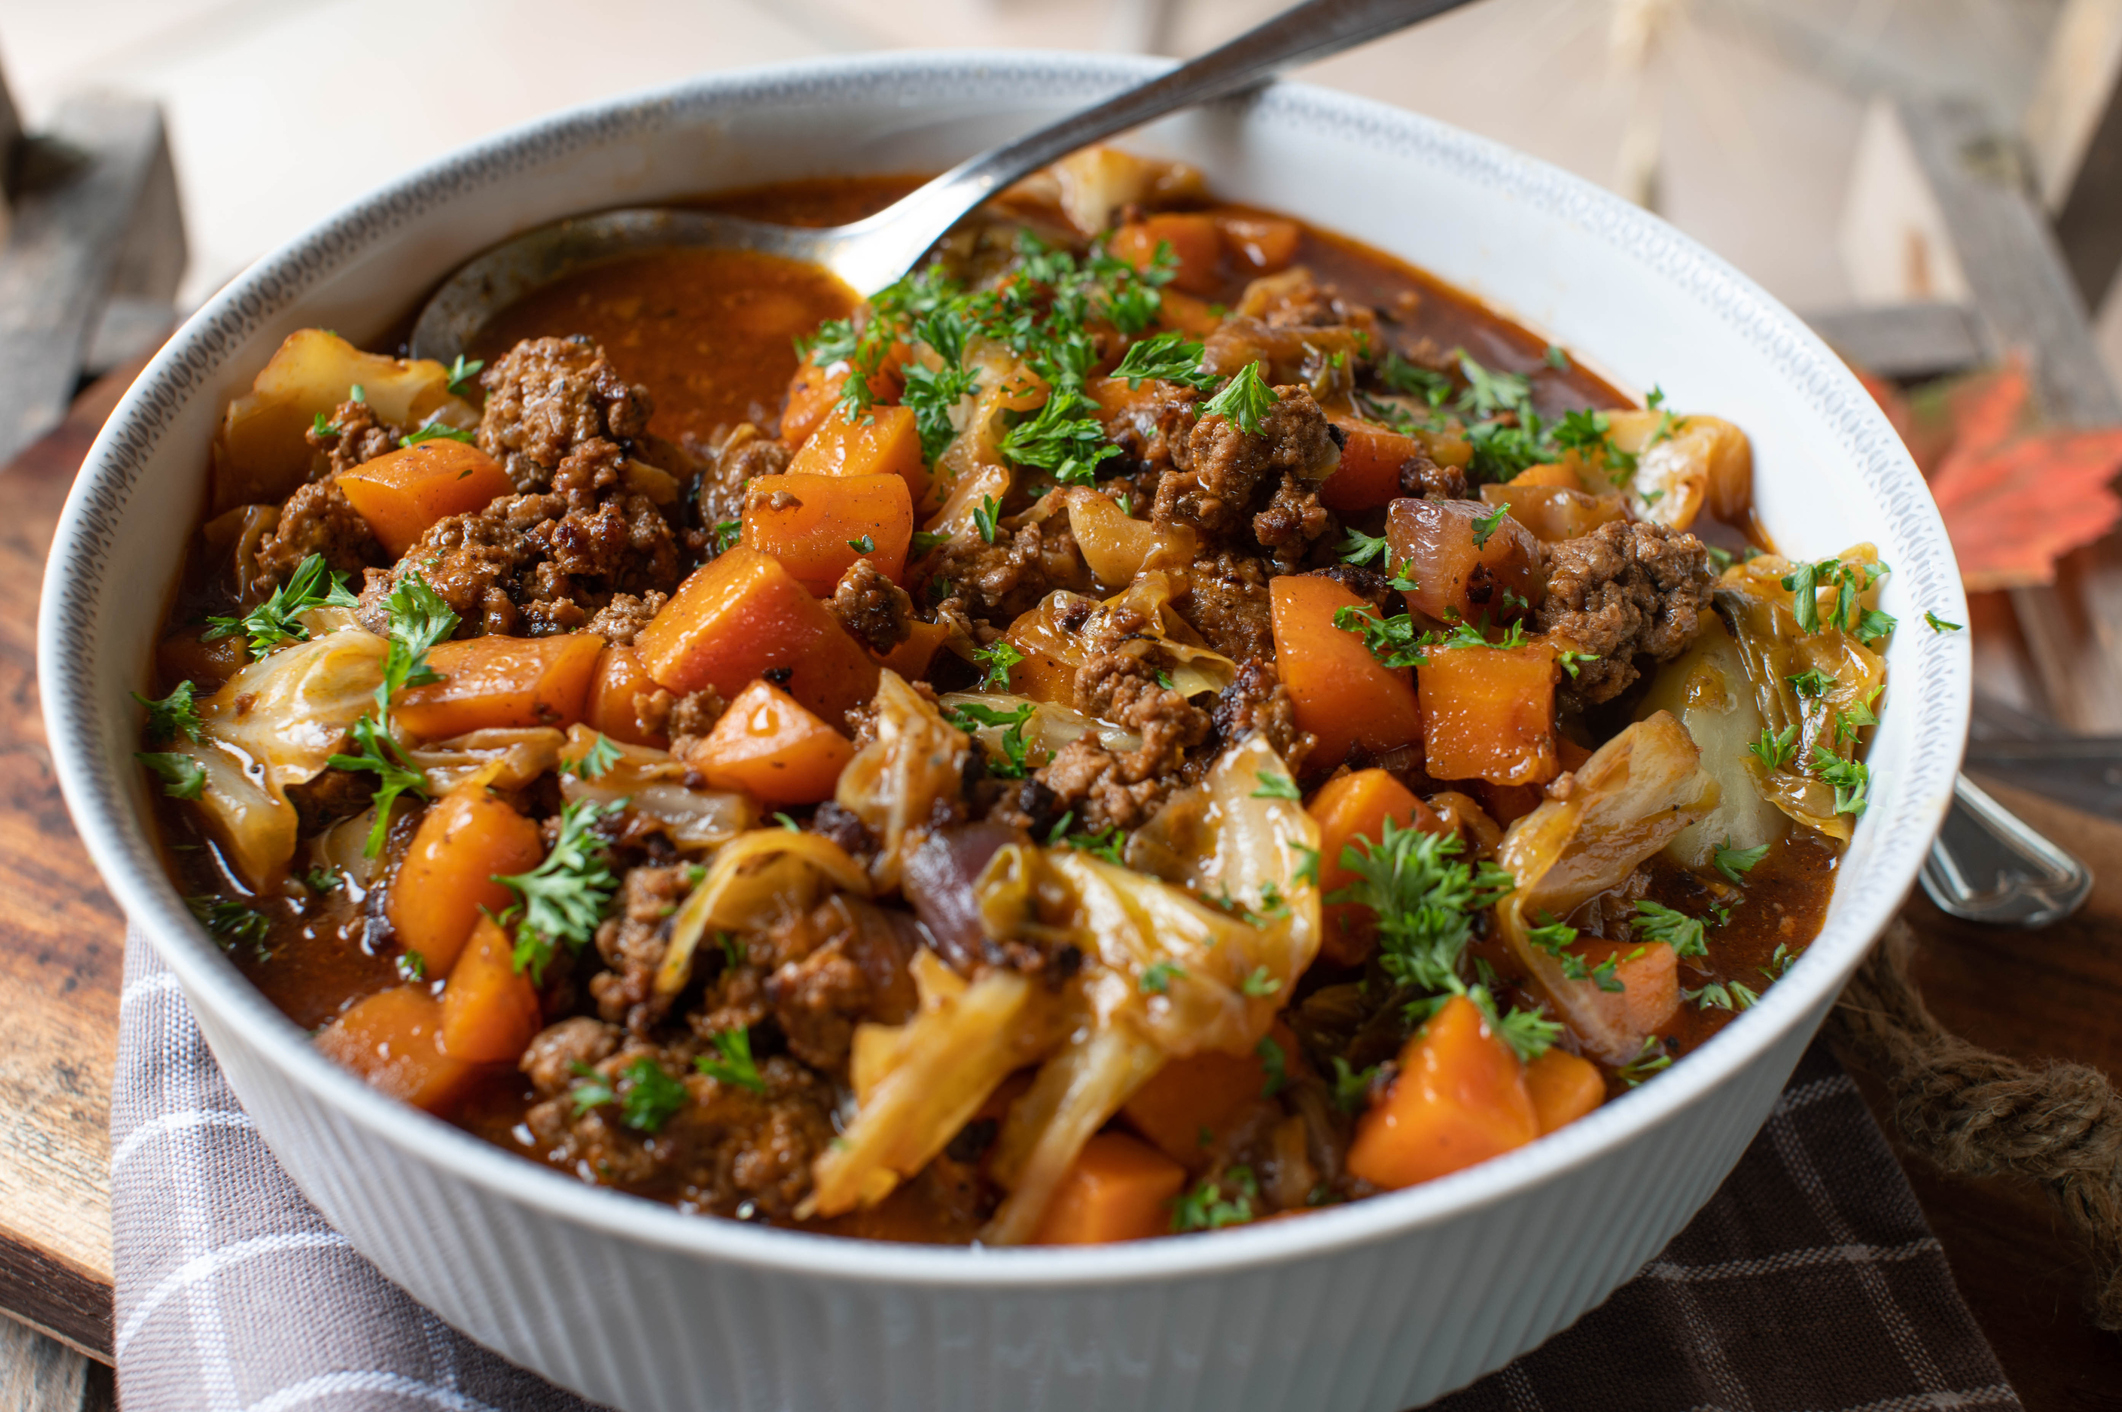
[112,934,2023,1412]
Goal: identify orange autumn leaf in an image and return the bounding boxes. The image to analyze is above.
[1925,357,2122,590]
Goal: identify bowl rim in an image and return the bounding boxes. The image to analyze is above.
[42,48,1969,1290]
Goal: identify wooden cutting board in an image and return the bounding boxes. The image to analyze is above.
[4,368,2120,1404]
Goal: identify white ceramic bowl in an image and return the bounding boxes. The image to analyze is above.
[43,52,1968,1412]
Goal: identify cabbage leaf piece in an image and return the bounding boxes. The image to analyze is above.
[159,622,389,886]
[1715,548,1887,842]
[655,829,870,999]
[1008,569,1238,701]
[1495,712,1717,1064]
[834,670,972,891]
[551,724,754,851]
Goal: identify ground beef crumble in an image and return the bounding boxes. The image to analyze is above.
[1531,519,1716,703]
[253,478,381,586]
[478,336,654,492]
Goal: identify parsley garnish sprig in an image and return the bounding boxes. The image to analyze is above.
[495,797,625,982]
[202,552,358,655]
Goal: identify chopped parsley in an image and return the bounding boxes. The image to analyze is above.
[201,552,358,654]
[1288,840,1321,887]
[847,533,877,554]
[399,418,477,448]
[134,681,202,743]
[1525,914,1621,992]
[1241,965,1282,997]
[941,699,1036,779]
[712,520,742,555]
[304,866,343,894]
[1749,723,1797,771]
[495,797,624,982]
[696,1026,767,1094]
[1617,1036,1674,1087]
[1761,942,1798,981]
[327,716,428,856]
[1338,528,1391,566]
[969,641,1023,691]
[1786,668,1837,699]
[445,354,484,397]
[563,732,624,780]
[1469,502,1510,549]
[1201,361,1278,435]
[1330,1057,1378,1114]
[1810,746,1870,816]
[1256,1035,1290,1095]
[188,895,270,954]
[576,1057,691,1133]
[1683,979,1761,1012]
[395,950,426,982]
[1138,960,1186,995]
[1251,769,1301,801]
[973,494,1002,544]
[1331,603,1436,670]
[374,572,458,729]
[1110,329,1216,389]
[910,529,952,556]
[1171,1165,1258,1232]
[1631,900,1708,958]
[1925,611,1963,633]
[137,751,205,800]
[1001,387,1120,486]
[1782,557,1890,638]
[1712,839,1770,884]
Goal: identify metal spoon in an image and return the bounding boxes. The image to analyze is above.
[1921,773,2093,928]
[408,0,1479,360]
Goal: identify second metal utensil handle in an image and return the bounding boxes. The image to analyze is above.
[853,0,1479,286]
[1920,772,2093,928]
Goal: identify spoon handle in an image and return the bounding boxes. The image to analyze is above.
[832,0,1479,290]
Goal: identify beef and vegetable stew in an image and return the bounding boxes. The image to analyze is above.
[137,150,1890,1245]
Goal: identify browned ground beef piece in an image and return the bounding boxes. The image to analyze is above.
[760,897,921,1072]
[663,687,728,760]
[365,482,680,637]
[697,423,790,531]
[1153,384,1339,541]
[1181,551,1275,661]
[1532,519,1715,703]
[826,560,914,655]
[1036,653,1212,832]
[1099,379,1198,473]
[588,864,694,1031]
[935,519,1088,621]
[305,399,401,477]
[478,336,654,492]
[1401,451,1468,500]
[523,1040,835,1217]
[1305,563,1396,612]
[522,1016,622,1097]
[1211,658,1307,769]
[254,479,382,585]
[1250,471,1335,566]
[584,591,669,646]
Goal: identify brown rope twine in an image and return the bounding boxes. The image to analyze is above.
[1828,919,2122,1330]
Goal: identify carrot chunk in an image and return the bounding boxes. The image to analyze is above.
[1031,1132,1189,1245]
[786,404,933,513]
[1308,769,1448,967]
[634,546,880,724]
[386,783,545,977]
[1416,643,1559,786]
[1346,995,1539,1189]
[440,915,543,1064]
[1109,213,1223,295]
[741,470,912,595]
[781,343,907,448]
[687,679,855,805]
[1214,212,1301,273]
[1122,1047,1278,1167]
[337,441,513,557]
[392,632,605,740]
[1320,416,1425,514]
[1269,575,1424,769]
[583,642,669,748]
[315,985,478,1113]
[873,618,949,681]
[1524,1049,1605,1135]
[1569,939,1681,1037]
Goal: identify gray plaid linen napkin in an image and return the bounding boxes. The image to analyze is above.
[113,932,2023,1412]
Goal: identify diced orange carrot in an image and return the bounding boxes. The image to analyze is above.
[1416,644,1559,787]
[781,343,908,448]
[386,783,545,976]
[1122,1047,1278,1167]
[583,643,669,748]
[1213,212,1301,273]
[1524,1049,1605,1135]
[1571,939,1681,1036]
[786,403,933,514]
[635,546,880,724]
[1346,995,1539,1189]
[1031,1132,1189,1245]
[1269,575,1424,770]
[1156,290,1223,336]
[687,679,855,805]
[1509,461,1585,490]
[1109,213,1223,296]
[741,470,913,596]
[337,441,513,557]
[393,632,605,740]
[439,915,543,1064]
[1308,770,1448,967]
[1320,415,1424,514]
[872,618,949,681]
[315,985,478,1113]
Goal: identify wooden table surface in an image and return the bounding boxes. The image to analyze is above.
[4,369,2122,1405]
